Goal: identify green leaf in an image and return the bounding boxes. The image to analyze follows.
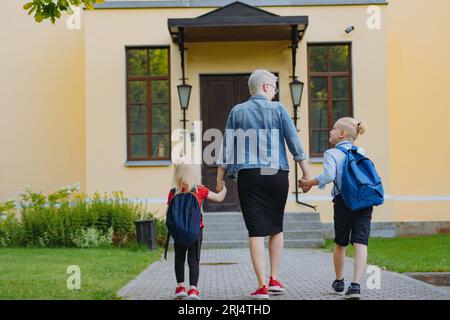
[23,2,33,10]
[27,6,36,15]
[35,13,43,22]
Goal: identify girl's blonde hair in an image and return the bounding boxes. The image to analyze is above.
[173,163,200,192]
[335,117,366,141]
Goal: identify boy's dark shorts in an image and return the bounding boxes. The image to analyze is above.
[333,194,373,247]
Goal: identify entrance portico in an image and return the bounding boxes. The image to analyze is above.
[168,1,309,211]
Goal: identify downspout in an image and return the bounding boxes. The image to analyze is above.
[290,25,317,211]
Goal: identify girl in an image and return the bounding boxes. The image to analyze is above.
[167,163,227,300]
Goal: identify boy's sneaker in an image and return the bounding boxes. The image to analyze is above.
[332,279,345,296]
[268,277,286,294]
[344,283,361,300]
[250,285,270,300]
[187,288,200,300]
[175,286,188,298]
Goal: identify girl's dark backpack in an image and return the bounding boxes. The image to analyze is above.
[164,187,201,259]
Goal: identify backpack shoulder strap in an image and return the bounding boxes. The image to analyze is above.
[332,180,342,194]
[335,145,349,154]
[167,188,177,204]
[333,146,349,194]
[188,186,200,203]
[164,233,170,260]
[169,187,200,207]
[336,145,361,154]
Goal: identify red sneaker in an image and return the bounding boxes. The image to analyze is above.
[187,288,200,300]
[269,277,286,294]
[250,285,270,300]
[175,286,187,298]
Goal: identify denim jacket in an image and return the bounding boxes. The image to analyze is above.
[218,94,307,181]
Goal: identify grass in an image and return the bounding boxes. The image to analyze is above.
[323,234,450,273]
[0,246,163,300]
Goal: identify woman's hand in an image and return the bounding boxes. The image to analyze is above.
[216,167,225,192]
[299,177,312,193]
[298,161,313,193]
[216,180,225,192]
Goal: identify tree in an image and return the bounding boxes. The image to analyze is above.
[23,0,104,24]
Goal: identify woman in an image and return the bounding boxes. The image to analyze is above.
[216,69,312,299]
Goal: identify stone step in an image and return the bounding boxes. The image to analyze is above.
[204,221,323,232]
[166,212,324,249]
[203,230,324,241]
[202,212,320,224]
[201,239,325,249]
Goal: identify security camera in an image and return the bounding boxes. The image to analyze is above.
[345,26,355,34]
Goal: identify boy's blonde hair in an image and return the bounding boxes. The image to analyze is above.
[335,117,366,141]
[173,163,199,192]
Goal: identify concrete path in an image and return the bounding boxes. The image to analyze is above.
[118,249,450,300]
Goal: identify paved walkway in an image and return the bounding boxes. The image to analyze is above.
[118,249,450,300]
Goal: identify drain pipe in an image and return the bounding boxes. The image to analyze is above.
[293,111,318,212]
[290,25,317,211]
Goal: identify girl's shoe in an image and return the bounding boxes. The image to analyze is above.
[268,277,286,294]
[175,286,188,298]
[250,285,270,300]
[187,288,200,300]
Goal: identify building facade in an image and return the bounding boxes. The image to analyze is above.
[2,0,450,234]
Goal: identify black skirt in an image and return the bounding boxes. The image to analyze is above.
[237,168,289,237]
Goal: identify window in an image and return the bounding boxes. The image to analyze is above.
[126,47,171,161]
[307,44,353,157]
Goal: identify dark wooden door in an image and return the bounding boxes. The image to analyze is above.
[200,74,250,212]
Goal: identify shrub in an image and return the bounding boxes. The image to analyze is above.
[0,200,22,247]
[0,184,159,248]
[154,217,168,247]
[72,227,114,248]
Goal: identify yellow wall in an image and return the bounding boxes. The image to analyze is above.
[387,0,450,221]
[84,8,207,217]
[0,0,86,201]
[84,5,390,220]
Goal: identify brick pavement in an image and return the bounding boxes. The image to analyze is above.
[118,249,450,300]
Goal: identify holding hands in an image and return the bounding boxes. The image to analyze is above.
[298,176,319,192]
[298,175,312,193]
[216,180,226,193]
[207,180,227,202]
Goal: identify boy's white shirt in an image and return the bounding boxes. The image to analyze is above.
[315,140,365,198]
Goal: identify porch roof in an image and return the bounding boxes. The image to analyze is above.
[167,1,308,42]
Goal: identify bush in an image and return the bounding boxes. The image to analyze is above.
[0,200,22,247]
[0,184,159,248]
[154,217,168,247]
[72,227,114,248]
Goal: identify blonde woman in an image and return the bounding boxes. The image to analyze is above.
[216,69,312,299]
[168,163,227,300]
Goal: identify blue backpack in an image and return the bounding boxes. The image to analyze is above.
[334,146,384,211]
[164,188,201,259]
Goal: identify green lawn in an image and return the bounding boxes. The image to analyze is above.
[0,246,162,300]
[323,235,450,273]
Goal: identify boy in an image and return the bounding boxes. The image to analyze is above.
[299,117,371,299]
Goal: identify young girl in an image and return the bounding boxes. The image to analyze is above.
[167,163,227,300]
[299,117,371,300]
